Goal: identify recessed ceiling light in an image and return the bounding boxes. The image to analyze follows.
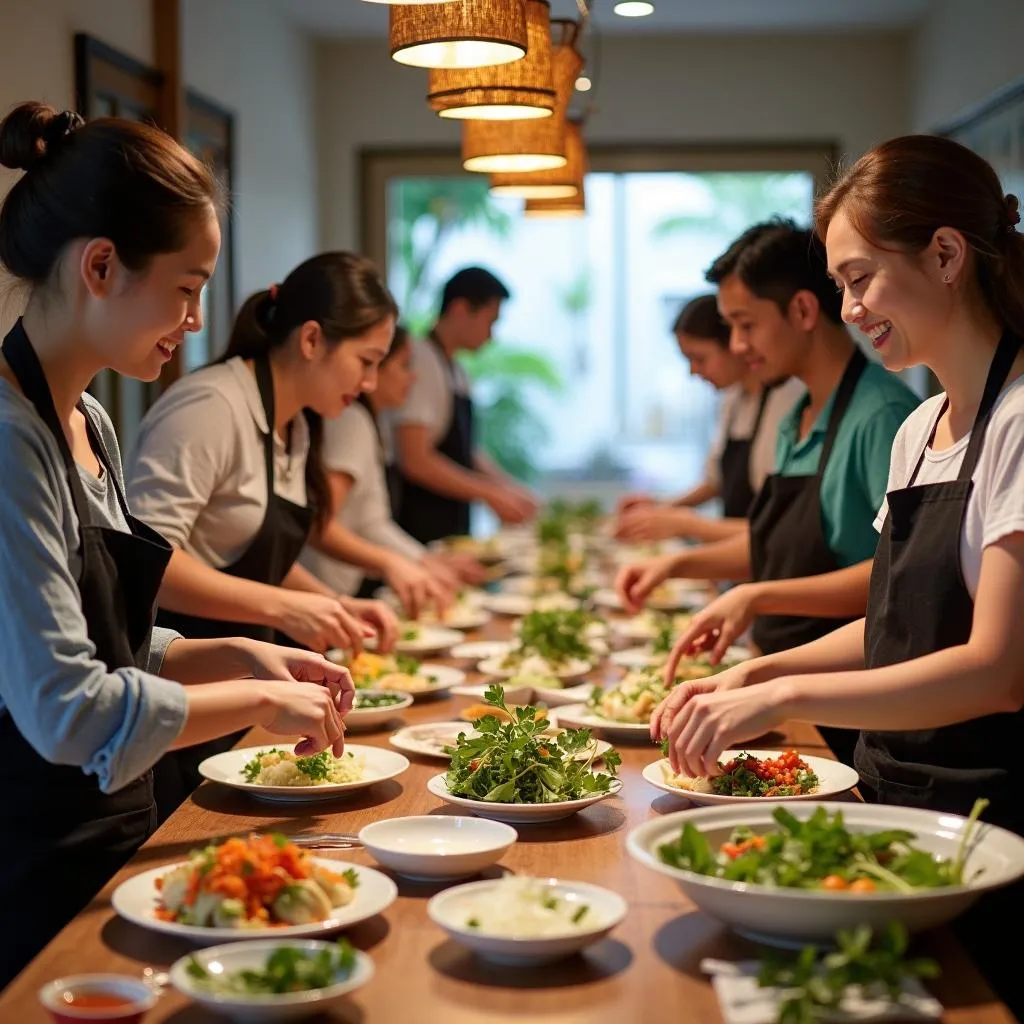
[575,75,592,92]
[613,1,654,16]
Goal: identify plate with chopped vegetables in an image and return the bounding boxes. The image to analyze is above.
[345,690,414,730]
[626,799,1024,945]
[169,938,374,1021]
[113,835,398,943]
[198,745,410,802]
[642,750,859,805]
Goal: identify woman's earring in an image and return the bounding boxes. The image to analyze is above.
[943,273,952,284]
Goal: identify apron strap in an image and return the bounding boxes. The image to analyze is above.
[815,347,868,478]
[748,383,773,441]
[253,354,278,495]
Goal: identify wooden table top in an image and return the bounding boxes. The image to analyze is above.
[0,615,1014,1023]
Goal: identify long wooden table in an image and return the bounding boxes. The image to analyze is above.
[0,616,1015,1022]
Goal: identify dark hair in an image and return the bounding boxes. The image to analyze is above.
[358,323,410,426]
[672,294,730,346]
[439,266,510,315]
[224,252,397,532]
[706,217,844,325]
[815,134,1024,338]
[0,101,221,288]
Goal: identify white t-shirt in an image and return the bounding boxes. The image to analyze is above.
[127,357,309,569]
[388,336,470,446]
[299,402,425,595]
[705,377,806,493]
[874,374,1024,599]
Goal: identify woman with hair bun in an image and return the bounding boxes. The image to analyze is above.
[0,102,353,984]
[127,252,435,818]
[651,134,1024,1013]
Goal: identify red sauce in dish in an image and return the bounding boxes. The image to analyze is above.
[62,992,136,1009]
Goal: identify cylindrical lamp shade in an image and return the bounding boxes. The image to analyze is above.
[428,0,554,120]
[462,29,583,173]
[391,0,528,70]
[524,186,587,217]
[489,120,584,198]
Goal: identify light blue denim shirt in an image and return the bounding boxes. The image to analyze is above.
[0,381,187,793]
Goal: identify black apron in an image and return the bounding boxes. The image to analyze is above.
[0,321,172,987]
[856,330,1023,1018]
[397,332,474,545]
[719,385,772,518]
[748,349,866,765]
[154,355,314,820]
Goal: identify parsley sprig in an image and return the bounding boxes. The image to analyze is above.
[242,749,337,784]
[444,684,621,803]
[513,609,593,665]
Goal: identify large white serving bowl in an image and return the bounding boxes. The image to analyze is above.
[427,774,622,825]
[427,878,627,966]
[359,816,517,881]
[113,860,397,944]
[169,939,374,1023]
[626,801,1024,947]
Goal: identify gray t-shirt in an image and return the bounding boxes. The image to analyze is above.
[0,380,187,794]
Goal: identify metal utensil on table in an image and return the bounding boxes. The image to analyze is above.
[267,831,363,849]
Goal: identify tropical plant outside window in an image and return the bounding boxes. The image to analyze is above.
[386,170,813,508]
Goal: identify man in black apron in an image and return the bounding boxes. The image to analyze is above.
[719,384,775,518]
[394,267,538,545]
[154,354,313,820]
[0,322,173,985]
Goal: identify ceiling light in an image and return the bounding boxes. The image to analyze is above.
[613,1,654,16]
[391,0,528,70]
[524,188,587,217]
[462,20,583,173]
[489,120,585,199]
[428,0,555,121]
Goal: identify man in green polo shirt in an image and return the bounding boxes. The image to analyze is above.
[616,220,918,760]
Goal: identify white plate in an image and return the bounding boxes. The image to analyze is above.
[450,640,514,663]
[550,703,653,741]
[169,939,375,1022]
[113,859,397,943]
[450,681,534,704]
[477,656,592,682]
[360,816,517,881]
[480,593,580,617]
[609,646,752,671]
[531,680,598,708]
[345,691,414,730]
[198,745,410,803]
[427,774,621,824]
[397,663,466,698]
[383,626,465,656]
[641,752,859,805]
[427,878,627,966]
[627,802,1024,946]
[390,721,612,763]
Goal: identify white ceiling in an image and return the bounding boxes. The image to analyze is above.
[279,0,932,39]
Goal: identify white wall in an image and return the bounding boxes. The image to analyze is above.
[911,0,1024,131]
[315,31,912,252]
[183,0,319,304]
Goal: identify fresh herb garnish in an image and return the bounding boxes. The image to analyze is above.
[571,905,589,924]
[757,922,939,1023]
[342,868,360,889]
[395,654,421,675]
[353,692,404,709]
[511,609,594,666]
[445,684,621,803]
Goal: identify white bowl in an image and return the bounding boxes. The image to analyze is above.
[169,939,374,1022]
[427,773,621,824]
[345,690,414,730]
[198,745,410,803]
[477,655,592,683]
[359,816,517,880]
[39,974,158,1020]
[450,640,513,664]
[450,681,534,705]
[627,801,1024,947]
[427,878,627,965]
[388,626,466,656]
[551,702,653,742]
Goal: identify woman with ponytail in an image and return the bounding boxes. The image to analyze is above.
[650,135,1024,1014]
[128,252,427,817]
[0,103,352,984]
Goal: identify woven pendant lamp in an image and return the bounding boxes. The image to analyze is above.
[489,119,584,199]
[427,0,554,121]
[461,19,583,173]
[524,185,587,217]
[391,0,528,70]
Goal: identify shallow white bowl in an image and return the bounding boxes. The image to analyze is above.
[477,655,592,683]
[198,745,410,803]
[450,640,514,664]
[345,690,414,730]
[427,773,621,824]
[627,801,1024,947]
[551,702,653,742]
[169,939,374,1022]
[427,878,627,965]
[388,625,466,656]
[114,859,397,943]
[480,593,580,617]
[359,816,517,880]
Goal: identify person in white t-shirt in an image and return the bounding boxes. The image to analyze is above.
[392,267,539,544]
[614,293,804,543]
[301,325,483,598]
[648,135,1024,1015]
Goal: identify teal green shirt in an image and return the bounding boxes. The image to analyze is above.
[774,359,921,567]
